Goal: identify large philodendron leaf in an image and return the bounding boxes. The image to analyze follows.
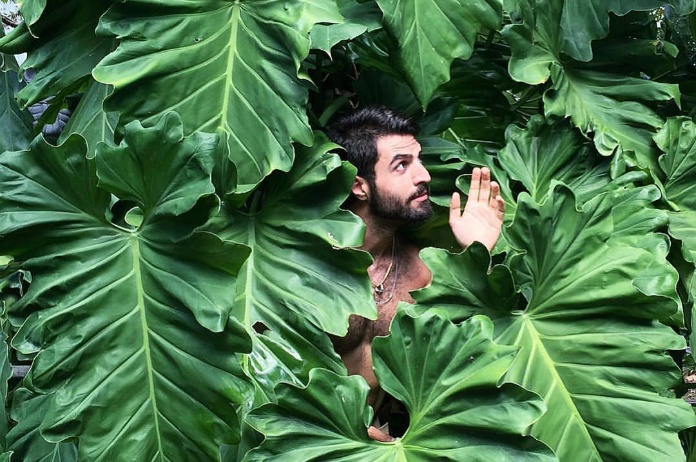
[207,135,372,402]
[0,113,253,461]
[654,117,696,325]
[374,0,503,107]
[211,135,374,336]
[412,185,694,461]
[0,0,114,108]
[93,0,343,192]
[498,116,611,205]
[544,65,678,162]
[245,312,556,461]
[502,1,683,164]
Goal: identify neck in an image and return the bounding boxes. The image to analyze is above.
[351,202,401,257]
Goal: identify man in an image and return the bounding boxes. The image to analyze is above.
[326,105,505,440]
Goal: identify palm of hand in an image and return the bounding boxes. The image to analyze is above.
[449,167,505,252]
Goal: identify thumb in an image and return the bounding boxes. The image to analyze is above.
[450,192,461,221]
[368,426,394,442]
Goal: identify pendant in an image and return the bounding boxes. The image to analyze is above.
[374,284,384,295]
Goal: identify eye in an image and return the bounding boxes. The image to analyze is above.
[395,161,407,171]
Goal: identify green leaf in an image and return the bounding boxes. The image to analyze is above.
[245,312,556,461]
[0,70,33,152]
[544,65,679,161]
[58,79,117,151]
[375,0,503,107]
[93,0,343,191]
[502,2,682,164]
[410,243,519,322]
[352,68,460,137]
[497,116,610,204]
[503,0,695,69]
[0,114,253,460]
[211,134,374,337]
[310,0,383,57]
[654,116,696,330]
[440,54,524,150]
[0,331,11,450]
[0,26,18,72]
[656,117,696,212]
[0,1,114,107]
[559,0,696,62]
[19,0,47,31]
[413,185,694,461]
[7,389,78,462]
[247,316,346,403]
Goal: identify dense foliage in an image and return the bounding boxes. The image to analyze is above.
[1,0,696,460]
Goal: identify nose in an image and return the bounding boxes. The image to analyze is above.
[413,161,431,185]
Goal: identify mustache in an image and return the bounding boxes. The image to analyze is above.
[408,184,430,201]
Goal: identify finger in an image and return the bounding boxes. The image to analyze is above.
[478,167,491,202]
[468,168,481,201]
[450,192,461,222]
[489,181,501,208]
[495,195,505,220]
[368,426,394,442]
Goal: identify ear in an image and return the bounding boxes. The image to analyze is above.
[351,176,370,201]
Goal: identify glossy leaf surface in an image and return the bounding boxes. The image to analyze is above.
[502,0,685,163]
[0,0,113,107]
[375,0,503,106]
[57,79,117,151]
[654,117,696,333]
[0,114,252,461]
[412,186,694,461]
[94,0,343,191]
[6,389,78,462]
[0,69,32,152]
[310,0,383,56]
[211,135,374,337]
[245,312,556,461]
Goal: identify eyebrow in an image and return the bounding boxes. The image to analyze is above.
[389,153,414,167]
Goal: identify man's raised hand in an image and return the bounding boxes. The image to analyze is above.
[449,167,505,252]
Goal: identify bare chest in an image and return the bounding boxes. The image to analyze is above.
[370,251,430,338]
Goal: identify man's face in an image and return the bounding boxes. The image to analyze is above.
[367,134,432,222]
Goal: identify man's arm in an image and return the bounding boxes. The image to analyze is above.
[449,167,505,251]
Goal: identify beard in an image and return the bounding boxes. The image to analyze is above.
[368,181,433,222]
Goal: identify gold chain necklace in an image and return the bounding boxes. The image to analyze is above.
[374,257,399,305]
[371,237,395,295]
[372,237,398,304]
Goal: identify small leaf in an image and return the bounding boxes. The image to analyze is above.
[0,70,33,152]
[58,79,118,151]
[498,116,610,204]
[6,389,78,462]
[310,0,383,56]
[0,0,114,107]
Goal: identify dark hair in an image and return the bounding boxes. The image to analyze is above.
[325,105,418,180]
